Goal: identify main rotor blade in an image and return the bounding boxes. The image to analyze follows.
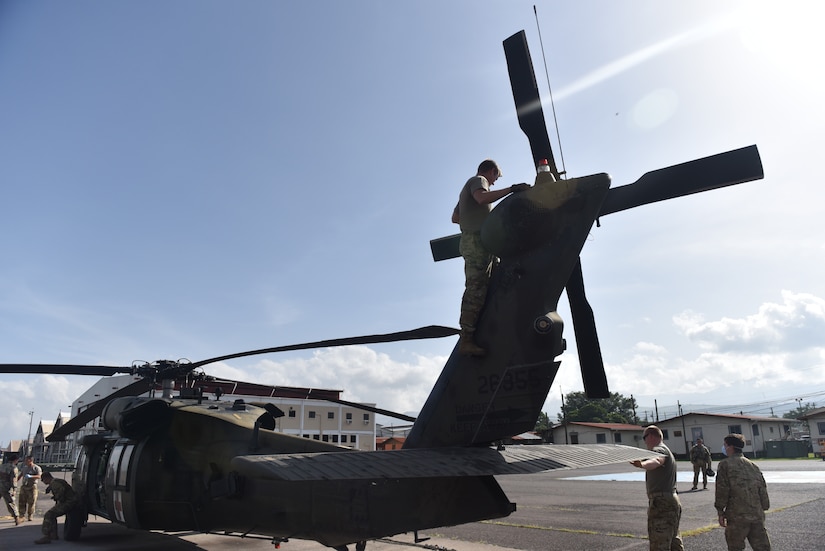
[47,378,154,442]
[566,259,609,399]
[312,394,416,423]
[599,145,763,216]
[189,325,460,370]
[0,364,132,376]
[206,377,418,423]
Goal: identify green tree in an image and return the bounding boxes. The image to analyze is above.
[534,411,551,432]
[558,391,639,424]
[784,402,817,432]
[783,402,817,420]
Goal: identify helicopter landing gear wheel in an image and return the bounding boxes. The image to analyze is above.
[355,542,367,551]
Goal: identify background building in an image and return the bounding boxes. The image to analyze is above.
[799,407,825,458]
[654,412,794,458]
[550,422,645,447]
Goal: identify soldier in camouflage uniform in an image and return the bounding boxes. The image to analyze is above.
[452,159,529,356]
[630,425,684,551]
[689,437,712,490]
[17,455,42,521]
[0,453,21,526]
[715,433,771,551]
[35,472,81,544]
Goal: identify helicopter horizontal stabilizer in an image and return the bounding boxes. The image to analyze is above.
[230,444,658,482]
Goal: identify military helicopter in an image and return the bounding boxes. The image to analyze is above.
[0,30,763,551]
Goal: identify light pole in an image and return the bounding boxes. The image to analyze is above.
[25,410,34,457]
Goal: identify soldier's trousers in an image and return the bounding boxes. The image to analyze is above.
[1,488,19,519]
[725,518,771,551]
[647,494,684,551]
[459,232,492,330]
[18,485,38,518]
[692,462,708,487]
[42,501,77,537]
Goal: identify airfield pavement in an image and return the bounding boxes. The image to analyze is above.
[1,458,824,551]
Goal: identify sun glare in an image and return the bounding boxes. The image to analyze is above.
[736,2,824,81]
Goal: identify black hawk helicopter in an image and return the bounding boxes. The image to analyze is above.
[0,30,763,551]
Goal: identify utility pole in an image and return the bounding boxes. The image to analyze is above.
[26,410,34,457]
[561,388,569,445]
[678,402,689,458]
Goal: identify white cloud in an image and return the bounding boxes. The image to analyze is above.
[674,291,825,354]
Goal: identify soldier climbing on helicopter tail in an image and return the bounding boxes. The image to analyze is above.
[452,159,529,356]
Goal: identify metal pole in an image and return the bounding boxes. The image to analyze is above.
[26,410,34,457]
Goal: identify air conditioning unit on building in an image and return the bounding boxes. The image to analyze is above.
[346,420,352,424]
[364,420,369,424]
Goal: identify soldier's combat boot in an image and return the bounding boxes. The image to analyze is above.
[459,330,486,356]
[14,517,20,526]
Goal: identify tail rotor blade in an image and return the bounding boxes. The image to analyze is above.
[566,259,609,399]
[599,145,763,216]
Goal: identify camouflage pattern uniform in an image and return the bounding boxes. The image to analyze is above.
[645,443,684,551]
[40,477,80,540]
[0,457,20,524]
[715,449,771,551]
[456,175,494,336]
[689,441,712,489]
[18,458,43,520]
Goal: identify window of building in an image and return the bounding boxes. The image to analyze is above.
[363,413,370,424]
[288,409,296,418]
[308,411,316,419]
[614,433,622,443]
[818,422,825,435]
[346,413,353,423]
[332,435,339,443]
[328,411,334,419]
[313,434,319,440]
[303,434,309,438]
[728,425,742,435]
[596,433,606,444]
[752,424,759,436]
[662,430,669,440]
[322,435,329,442]
[350,435,357,443]
[570,433,579,444]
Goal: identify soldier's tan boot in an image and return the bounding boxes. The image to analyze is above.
[459,330,486,356]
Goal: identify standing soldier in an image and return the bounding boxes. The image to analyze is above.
[689,437,712,490]
[17,455,43,521]
[630,425,684,551]
[452,159,529,356]
[715,433,771,551]
[0,453,21,526]
[35,472,80,545]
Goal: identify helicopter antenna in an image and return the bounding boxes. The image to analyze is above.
[533,4,567,178]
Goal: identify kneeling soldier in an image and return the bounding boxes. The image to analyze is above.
[35,472,80,545]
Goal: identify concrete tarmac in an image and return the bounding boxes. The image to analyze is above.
[2,459,823,550]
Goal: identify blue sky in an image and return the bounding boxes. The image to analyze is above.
[2,1,824,445]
